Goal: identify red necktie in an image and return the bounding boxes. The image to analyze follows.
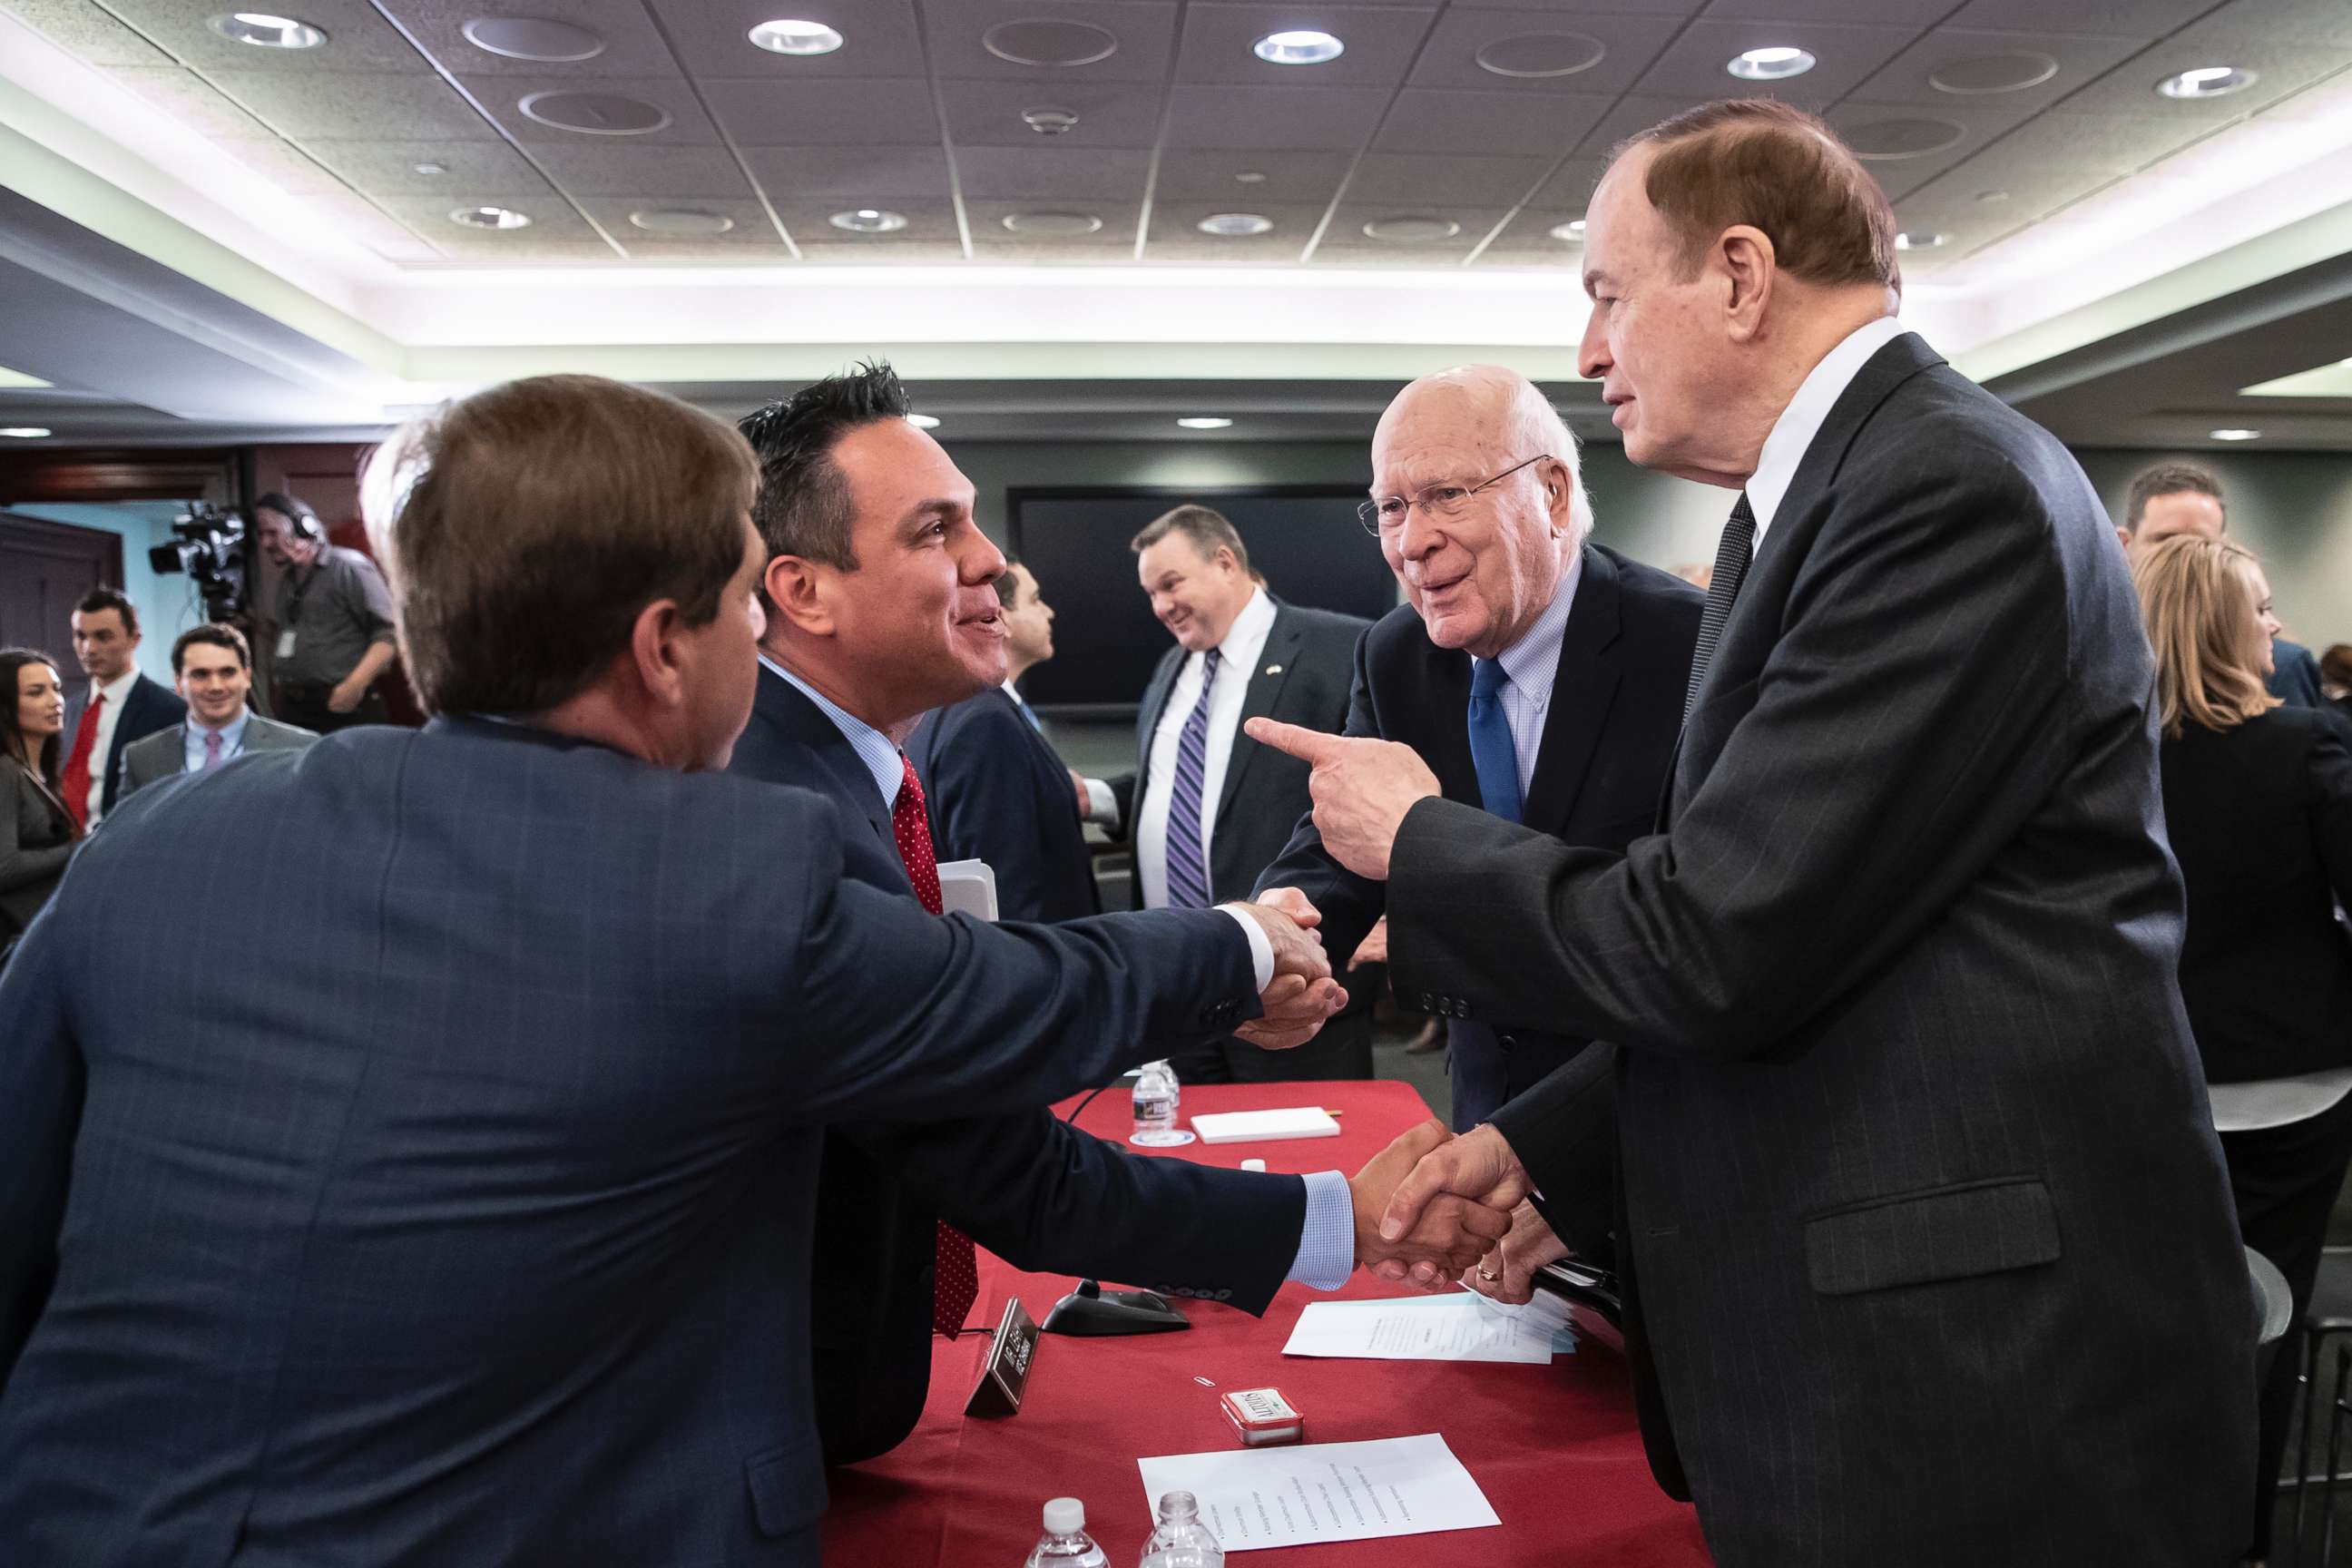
[894,756,977,1337]
[59,689,103,831]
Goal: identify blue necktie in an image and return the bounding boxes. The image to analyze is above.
[1466,657,1523,825]
[1162,647,1221,909]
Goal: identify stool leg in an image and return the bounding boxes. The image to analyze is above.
[2293,1330,2319,1567]
[2323,1345,2352,1566]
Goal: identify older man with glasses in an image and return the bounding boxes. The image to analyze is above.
[1255,363,1703,1294]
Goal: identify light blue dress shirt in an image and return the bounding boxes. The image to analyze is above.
[758,655,1356,1289]
[182,709,252,775]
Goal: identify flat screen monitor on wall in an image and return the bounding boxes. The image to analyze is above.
[1009,487,1397,715]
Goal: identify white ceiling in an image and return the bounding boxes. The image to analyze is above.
[1,0,2351,448]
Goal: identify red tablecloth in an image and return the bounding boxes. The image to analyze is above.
[821,1080,1710,1566]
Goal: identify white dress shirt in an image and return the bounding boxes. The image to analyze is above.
[1136,586,1278,911]
[77,667,138,826]
[1745,315,1913,545]
[182,707,253,775]
[1486,549,1583,800]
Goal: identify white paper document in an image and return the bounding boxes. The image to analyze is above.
[934,858,997,921]
[1282,1292,1564,1364]
[1136,1433,1499,1553]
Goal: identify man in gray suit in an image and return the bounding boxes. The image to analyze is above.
[1254,102,2252,1566]
[119,623,314,799]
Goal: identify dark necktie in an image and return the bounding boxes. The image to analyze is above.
[1465,657,1524,825]
[892,756,979,1338]
[1162,647,1221,909]
[1683,493,1757,722]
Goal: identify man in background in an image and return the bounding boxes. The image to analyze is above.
[733,366,1498,1466]
[1079,505,1374,1083]
[120,624,314,799]
[2117,461,2325,707]
[58,586,183,830]
[907,558,1099,923]
[254,491,399,731]
[1257,364,1702,1279]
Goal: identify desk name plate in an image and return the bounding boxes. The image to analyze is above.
[965,1297,1039,1418]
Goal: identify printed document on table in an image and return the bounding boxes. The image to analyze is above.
[1136,1434,1499,1553]
[1282,1293,1555,1363]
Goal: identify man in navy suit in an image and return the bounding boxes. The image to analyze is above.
[906,559,1099,924]
[58,586,184,829]
[733,366,1503,1466]
[0,373,1365,1567]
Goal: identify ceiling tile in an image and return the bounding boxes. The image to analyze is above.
[1407,8,1681,93]
[309,138,554,196]
[642,0,921,77]
[1848,28,2148,112]
[1940,0,2207,37]
[101,0,431,73]
[1487,205,1593,250]
[1373,87,1610,157]
[2217,0,2352,46]
[1960,111,2211,174]
[1571,93,1745,157]
[956,145,1153,200]
[1173,4,1438,88]
[1141,234,1311,263]
[377,191,607,244]
[792,240,967,264]
[937,79,1164,147]
[214,136,352,196]
[3,0,173,65]
[2051,34,2352,124]
[1148,200,1332,247]
[416,240,621,262]
[528,142,755,198]
[462,73,721,144]
[1150,147,1354,201]
[299,190,446,260]
[1162,83,1391,148]
[580,196,782,242]
[103,67,276,140]
[207,69,501,140]
[1630,19,1925,103]
[615,241,799,262]
[767,199,963,243]
[1828,96,2046,197]
[968,201,1139,245]
[925,1,1179,86]
[1447,0,1699,12]
[699,76,938,144]
[1528,156,1609,209]
[740,144,954,200]
[1702,0,1956,22]
[387,0,683,78]
[1348,152,1549,205]
[1321,201,1510,258]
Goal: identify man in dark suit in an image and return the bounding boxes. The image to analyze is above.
[119,623,315,799]
[1255,103,2252,1566]
[0,373,1352,1567]
[734,368,1504,1467]
[1079,505,1373,1082]
[906,559,1099,923]
[58,586,184,829]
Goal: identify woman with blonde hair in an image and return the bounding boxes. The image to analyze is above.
[2135,534,2352,1563]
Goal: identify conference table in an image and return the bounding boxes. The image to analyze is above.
[821,1079,1711,1566]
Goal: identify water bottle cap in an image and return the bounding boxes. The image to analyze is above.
[1043,1497,1085,1535]
[1158,1490,1199,1520]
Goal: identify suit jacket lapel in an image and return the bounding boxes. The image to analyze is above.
[753,669,897,851]
[1214,607,1301,830]
[1416,649,1481,806]
[1520,544,1622,838]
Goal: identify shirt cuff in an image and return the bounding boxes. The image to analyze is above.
[1286,1170,1356,1290]
[1080,777,1117,825]
[1215,904,1274,991]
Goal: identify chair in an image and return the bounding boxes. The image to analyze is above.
[2286,1249,2352,1564]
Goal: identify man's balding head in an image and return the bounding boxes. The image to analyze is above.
[1369,365,1584,659]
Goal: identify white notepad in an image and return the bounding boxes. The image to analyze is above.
[935,859,997,922]
[1191,1107,1341,1143]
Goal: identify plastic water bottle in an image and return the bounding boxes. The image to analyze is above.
[1140,1491,1224,1568]
[1130,1061,1193,1147]
[1024,1497,1109,1567]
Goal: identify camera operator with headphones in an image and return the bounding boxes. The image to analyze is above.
[253,492,399,733]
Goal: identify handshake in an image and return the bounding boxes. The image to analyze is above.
[1224,887,1368,1052]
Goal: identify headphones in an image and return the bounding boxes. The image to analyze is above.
[253,491,323,544]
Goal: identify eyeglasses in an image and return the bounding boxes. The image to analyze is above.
[1357,453,1553,535]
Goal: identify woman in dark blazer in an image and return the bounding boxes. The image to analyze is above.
[1,648,79,942]
[2136,535,2352,1563]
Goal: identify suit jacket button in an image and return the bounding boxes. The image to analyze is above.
[1499,1033,1516,1050]
[1419,993,1435,1010]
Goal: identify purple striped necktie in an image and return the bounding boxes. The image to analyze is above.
[1162,646,1221,909]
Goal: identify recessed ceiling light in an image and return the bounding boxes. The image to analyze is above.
[985,19,1118,67]
[749,19,843,56]
[828,208,906,233]
[1022,106,1079,135]
[519,91,671,135]
[1548,220,1586,242]
[1727,45,1814,81]
[411,162,446,176]
[450,205,531,230]
[1177,416,1233,430]
[1475,31,1605,80]
[1003,211,1102,236]
[462,17,606,63]
[629,209,735,236]
[210,13,327,49]
[2209,427,2261,441]
[1975,189,2010,203]
[906,413,941,429]
[1844,118,1967,160]
[2159,65,2257,99]
[1362,216,1460,243]
[1234,171,1267,184]
[1893,230,1946,250]
[1254,30,1344,66]
[1198,212,1274,237]
[1929,51,2058,95]
[0,426,52,438]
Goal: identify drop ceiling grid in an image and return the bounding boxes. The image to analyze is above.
[3,0,2344,276]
